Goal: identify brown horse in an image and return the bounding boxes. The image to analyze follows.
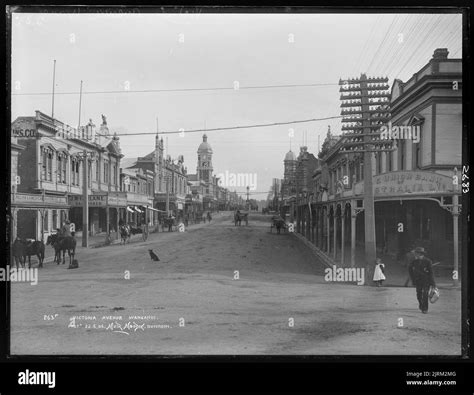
[25,240,45,268]
[13,238,45,268]
[47,234,76,265]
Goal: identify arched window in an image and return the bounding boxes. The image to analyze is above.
[42,151,48,180]
[47,151,53,181]
[95,160,99,182]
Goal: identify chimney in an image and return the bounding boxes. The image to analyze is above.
[433,48,449,60]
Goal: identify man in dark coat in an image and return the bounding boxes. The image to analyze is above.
[408,247,436,314]
[59,220,72,238]
[168,214,173,232]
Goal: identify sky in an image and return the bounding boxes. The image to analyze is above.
[10,11,463,198]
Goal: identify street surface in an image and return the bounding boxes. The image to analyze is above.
[10,213,461,355]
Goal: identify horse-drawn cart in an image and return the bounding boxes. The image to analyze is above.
[119,223,149,243]
[270,215,287,234]
[234,211,249,226]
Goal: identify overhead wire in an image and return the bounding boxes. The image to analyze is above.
[11,82,339,97]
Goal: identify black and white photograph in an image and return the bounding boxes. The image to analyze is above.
[6,7,467,363]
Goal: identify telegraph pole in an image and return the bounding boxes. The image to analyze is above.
[165,175,170,215]
[246,186,250,210]
[339,74,392,284]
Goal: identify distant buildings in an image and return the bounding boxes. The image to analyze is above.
[120,132,189,220]
[120,133,244,223]
[10,111,250,243]
[280,145,319,223]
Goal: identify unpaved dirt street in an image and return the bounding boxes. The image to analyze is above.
[10,213,461,355]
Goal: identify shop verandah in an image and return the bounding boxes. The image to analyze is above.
[295,194,461,286]
[68,192,159,240]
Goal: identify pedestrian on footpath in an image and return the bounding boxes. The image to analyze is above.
[408,247,436,314]
[167,214,172,232]
[373,258,386,287]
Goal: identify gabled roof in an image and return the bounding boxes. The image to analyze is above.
[140,151,155,160]
[120,157,138,169]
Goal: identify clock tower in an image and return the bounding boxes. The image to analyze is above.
[197,134,213,182]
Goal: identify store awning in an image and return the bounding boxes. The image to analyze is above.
[146,206,167,213]
[134,206,143,213]
[126,206,135,213]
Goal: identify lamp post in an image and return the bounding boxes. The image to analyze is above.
[82,150,88,247]
[246,186,250,211]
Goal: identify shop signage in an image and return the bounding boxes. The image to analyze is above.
[69,194,107,207]
[107,194,127,206]
[12,193,68,206]
[373,171,454,196]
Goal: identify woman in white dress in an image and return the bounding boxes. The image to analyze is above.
[373,258,386,287]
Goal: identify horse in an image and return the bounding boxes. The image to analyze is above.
[47,234,75,265]
[25,240,45,268]
[119,225,131,244]
[12,238,26,269]
[14,238,45,268]
[56,236,76,265]
[46,234,62,264]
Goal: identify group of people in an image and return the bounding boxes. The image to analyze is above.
[373,246,437,314]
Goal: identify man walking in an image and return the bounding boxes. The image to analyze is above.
[167,214,172,232]
[408,247,436,314]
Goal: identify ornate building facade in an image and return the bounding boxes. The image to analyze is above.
[11,111,124,240]
[284,48,462,281]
